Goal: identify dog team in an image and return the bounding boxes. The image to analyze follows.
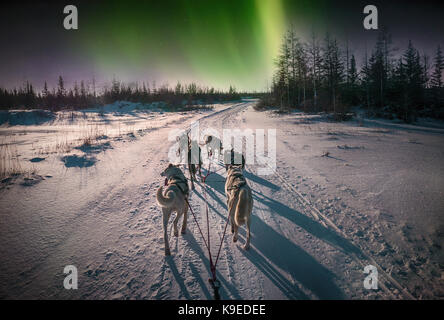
[156,133,252,255]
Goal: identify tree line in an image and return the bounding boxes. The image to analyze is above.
[0,77,242,111]
[260,27,444,122]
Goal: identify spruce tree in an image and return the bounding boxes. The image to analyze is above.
[349,55,358,85]
[431,45,443,88]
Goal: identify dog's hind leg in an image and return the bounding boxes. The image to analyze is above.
[233,223,239,243]
[189,164,195,190]
[162,208,171,256]
[227,196,236,234]
[231,200,239,242]
[229,206,235,234]
[230,214,235,234]
[191,164,197,181]
[227,194,234,233]
[243,194,253,250]
[243,218,251,250]
[181,204,188,234]
[173,211,181,237]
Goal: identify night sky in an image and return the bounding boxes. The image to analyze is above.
[1,0,443,91]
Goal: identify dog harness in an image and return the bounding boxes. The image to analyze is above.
[226,171,247,191]
[166,175,189,196]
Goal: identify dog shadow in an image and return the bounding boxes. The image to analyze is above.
[193,181,227,212]
[203,167,280,193]
[183,232,242,300]
[238,239,310,299]
[244,170,280,191]
[188,261,213,300]
[164,256,192,300]
[190,183,346,299]
[188,167,355,299]
[232,213,345,299]
[253,192,362,256]
[201,171,226,195]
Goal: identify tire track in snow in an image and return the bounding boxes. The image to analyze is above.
[267,147,415,300]
[205,102,251,297]
[143,102,251,299]
[182,101,252,299]
[74,107,230,299]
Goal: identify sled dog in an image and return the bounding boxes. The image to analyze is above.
[177,133,202,190]
[187,138,202,189]
[225,164,253,249]
[202,135,223,160]
[224,148,245,170]
[156,164,189,255]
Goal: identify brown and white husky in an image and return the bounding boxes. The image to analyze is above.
[225,165,253,250]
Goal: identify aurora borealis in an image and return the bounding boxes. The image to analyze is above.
[78,0,291,91]
[1,0,444,91]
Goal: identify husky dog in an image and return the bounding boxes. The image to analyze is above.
[177,133,202,190]
[225,164,253,250]
[202,135,223,160]
[156,164,189,255]
[187,138,202,189]
[224,148,245,170]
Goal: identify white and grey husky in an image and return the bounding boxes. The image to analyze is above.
[156,164,189,255]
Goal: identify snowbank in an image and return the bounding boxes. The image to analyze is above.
[0,109,55,126]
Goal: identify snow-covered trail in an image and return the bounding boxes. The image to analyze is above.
[0,101,266,299]
[1,101,442,299]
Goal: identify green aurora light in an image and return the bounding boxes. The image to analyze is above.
[73,0,326,91]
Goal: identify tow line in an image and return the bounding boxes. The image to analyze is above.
[185,159,230,300]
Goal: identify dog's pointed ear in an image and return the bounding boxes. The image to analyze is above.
[168,163,173,168]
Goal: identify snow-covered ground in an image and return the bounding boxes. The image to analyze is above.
[0,100,443,299]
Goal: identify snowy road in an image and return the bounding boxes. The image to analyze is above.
[0,100,443,299]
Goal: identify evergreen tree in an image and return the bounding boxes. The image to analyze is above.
[295,39,308,107]
[431,45,444,88]
[56,76,66,109]
[322,33,344,112]
[175,82,183,95]
[74,82,80,98]
[397,41,424,121]
[111,77,120,102]
[344,54,360,106]
[57,76,65,97]
[273,32,291,110]
[422,54,430,89]
[349,55,358,86]
[308,31,322,110]
[361,46,371,108]
[42,81,49,97]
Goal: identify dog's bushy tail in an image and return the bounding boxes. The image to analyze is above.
[156,187,175,208]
